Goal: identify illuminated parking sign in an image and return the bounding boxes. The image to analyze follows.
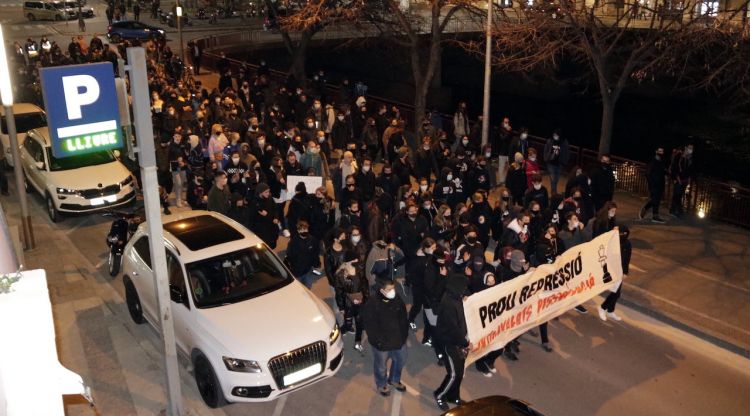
[40,62,122,158]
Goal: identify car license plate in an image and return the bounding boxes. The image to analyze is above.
[282,363,321,387]
[91,195,117,206]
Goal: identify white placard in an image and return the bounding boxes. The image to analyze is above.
[286,175,323,201]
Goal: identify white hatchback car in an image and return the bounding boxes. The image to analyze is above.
[121,210,343,407]
[1,103,47,167]
[19,127,136,222]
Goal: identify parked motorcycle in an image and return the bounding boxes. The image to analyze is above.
[104,209,144,276]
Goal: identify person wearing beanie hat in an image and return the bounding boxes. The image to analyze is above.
[433,269,470,410]
[286,181,311,237]
[248,182,279,249]
[472,271,505,376]
[285,220,321,289]
[335,250,369,353]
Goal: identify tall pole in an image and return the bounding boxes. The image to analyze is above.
[176,2,185,66]
[480,0,493,148]
[0,24,34,249]
[127,46,183,416]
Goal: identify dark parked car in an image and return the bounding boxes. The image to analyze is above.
[441,396,546,416]
[107,21,165,43]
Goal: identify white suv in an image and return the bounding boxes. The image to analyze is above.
[121,211,343,407]
[19,127,136,222]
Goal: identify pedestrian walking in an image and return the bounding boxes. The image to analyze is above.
[362,278,409,397]
[640,147,667,223]
[433,272,470,411]
[133,2,141,21]
[669,144,695,218]
[543,129,570,194]
[599,225,631,322]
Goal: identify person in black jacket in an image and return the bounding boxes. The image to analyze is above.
[285,220,321,288]
[589,154,616,212]
[406,238,437,344]
[286,182,311,238]
[335,251,369,352]
[362,278,410,397]
[640,147,666,223]
[598,225,632,322]
[434,272,471,411]
[248,183,279,249]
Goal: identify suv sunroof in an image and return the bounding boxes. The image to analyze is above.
[164,215,245,251]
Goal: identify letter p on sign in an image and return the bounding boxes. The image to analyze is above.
[62,75,100,120]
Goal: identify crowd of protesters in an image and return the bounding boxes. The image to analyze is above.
[7,34,706,411]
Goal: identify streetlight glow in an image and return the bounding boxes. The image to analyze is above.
[0,24,14,106]
[176,6,182,17]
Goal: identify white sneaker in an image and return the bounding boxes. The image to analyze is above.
[607,312,622,321]
[282,229,291,238]
[598,307,607,321]
[409,322,417,331]
[354,343,364,353]
[175,200,183,208]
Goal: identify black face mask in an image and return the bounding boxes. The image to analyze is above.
[466,236,477,245]
[298,230,309,238]
[502,196,510,202]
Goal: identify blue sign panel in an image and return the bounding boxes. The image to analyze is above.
[40,62,122,158]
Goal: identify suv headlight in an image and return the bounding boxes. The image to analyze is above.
[222,357,262,373]
[329,323,340,346]
[157,29,165,34]
[120,175,134,187]
[56,187,78,195]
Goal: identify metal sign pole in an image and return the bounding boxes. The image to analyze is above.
[480,0,493,148]
[126,47,183,416]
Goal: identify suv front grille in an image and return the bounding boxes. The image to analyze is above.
[267,341,327,390]
[80,184,120,199]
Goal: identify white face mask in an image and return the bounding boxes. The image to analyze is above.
[351,235,361,244]
[258,140,265,147]
[553,134,559,140]
[446,174,453,181]
[485,152,491,158]
[520,133,528,139]
[529,156,537,162]
[608,210,616,218]
[420,185,428,192]
[462,140,469,146]
[318,136,326,143]
[382,288,396,299]
[423,145,430,150]
[232,157,240,164]
[533,183,542,190]
[363,165,371,172]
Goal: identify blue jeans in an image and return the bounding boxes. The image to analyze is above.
[372,344,407,389]
[297,270,317,289]
[548,163,561,195]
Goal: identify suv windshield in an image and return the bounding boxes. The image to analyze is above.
[1,112,46,134]
[186,245,293,308]
[46,148,115,171]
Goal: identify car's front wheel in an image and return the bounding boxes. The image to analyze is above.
[194,354,226,408]
[45,193,61,222]
[124,277,145,324]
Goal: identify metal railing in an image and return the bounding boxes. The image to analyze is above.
[193,35,750,228]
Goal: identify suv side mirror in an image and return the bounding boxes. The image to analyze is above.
[35,161,45,170]
[169,285,186,304]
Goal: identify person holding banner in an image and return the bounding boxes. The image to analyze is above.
[560,212,590,314]
[599,225,631,322]
[434,273,471,411]
[472,271,504,376]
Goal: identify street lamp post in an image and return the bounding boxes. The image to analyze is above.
[481,0,493,148]
[0,24,34,249]
[176,3,185,66]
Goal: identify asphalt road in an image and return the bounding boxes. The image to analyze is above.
[2,183,746,416]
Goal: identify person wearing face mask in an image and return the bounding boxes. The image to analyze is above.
[669,144,695,218]
[207,171,231,215]
[466,156,491,197]
[592,201,618,238]
[406,238,437,338]
[415,137,439,184]
[524,173,550,210]
[339,199,364,231]
[508,127,530,160]
[544,129,570,194]
[419,192,438,224]
[640,147,667,223]
[524,148,541,189]
[335,251,369,353]
[452,101,470,139]
[330,111,352,151]
[565,165,592,201]
[598,225,631,322]
[362,278,410,397]
[223,150,248,194]
[376,163,400,197]
[352,157,375,202]
[392,147,414,186]
[506,152,528,207]
[589,154,616,212]
[361,117,380,160]
[562,186,593,226]
[383,119,406,163]
[430,205,455,248]
[470,270,509,374]
[559,212,590,314]
[392,201,429,262]
[285,220,322,289]
[469,192,492,247]
[433,272,471,411]
[526,201,546,256]
[208,125,228,164]
[167,133,189,207]
[500,211,531,252]
[349,226,370,267]
[300,141,324,177]
[455,224,483,272]
[248,183,280,249]
[490,190,513,244]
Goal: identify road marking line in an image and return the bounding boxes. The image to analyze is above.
[400,380,420,397]
[271,394,287,416]
[630,263,647,273]
[390,389,402,416]
[634,250,750,294]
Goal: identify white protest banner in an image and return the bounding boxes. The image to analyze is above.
[286,175,323,201]
[463,230,622,367]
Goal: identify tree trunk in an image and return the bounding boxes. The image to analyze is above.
[598,94,615,156]
[430,50,442,89]
[288,31,313,87]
